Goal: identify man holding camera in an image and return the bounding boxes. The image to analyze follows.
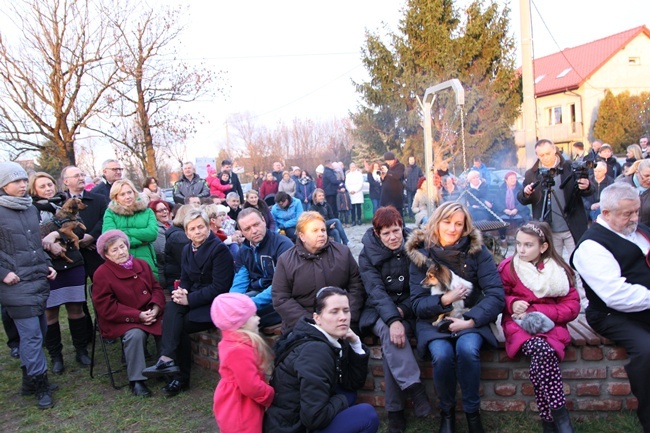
[518,139,594,257]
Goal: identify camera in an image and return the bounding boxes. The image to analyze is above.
[570,160,595,180]
[537,166,562,188]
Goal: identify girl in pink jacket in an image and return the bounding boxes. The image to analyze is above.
[498,222,580,433]
[210,293,274,433]
[206,166,233,199]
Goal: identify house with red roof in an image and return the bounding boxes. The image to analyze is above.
[513,25,650,159]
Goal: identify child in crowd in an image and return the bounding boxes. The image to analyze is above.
[205,165,232,199]
[211,293,274,433]
[498,222,580,433]
[336,185,352,226]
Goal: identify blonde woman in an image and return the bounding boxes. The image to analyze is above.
[103,179,158,278]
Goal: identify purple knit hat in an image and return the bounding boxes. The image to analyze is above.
[211,293,256,331]
[96,230,130,260]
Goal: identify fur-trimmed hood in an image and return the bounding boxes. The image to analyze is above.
[405,227,484,268]
[108,198,148,216]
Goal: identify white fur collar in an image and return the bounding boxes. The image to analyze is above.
[513,255,569,298]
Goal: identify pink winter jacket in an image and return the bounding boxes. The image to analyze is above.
[497,256,580,360]
[206,175,233,198]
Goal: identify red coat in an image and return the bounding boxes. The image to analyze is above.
[259,180,278,200]
[497,256,580,360]
[213,331,274,433]
[92,258,165,340]
[206,175,233,198]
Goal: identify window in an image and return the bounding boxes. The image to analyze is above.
[534,74,546,84]
[556,68,572,78]
[547,106,562,125]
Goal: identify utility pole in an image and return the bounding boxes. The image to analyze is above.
[520,0,537,167]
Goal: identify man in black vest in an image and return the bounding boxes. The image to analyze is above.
[571,182,650,432]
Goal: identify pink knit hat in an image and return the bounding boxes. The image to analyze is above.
[96,230,130,260]
[211,293,256,331]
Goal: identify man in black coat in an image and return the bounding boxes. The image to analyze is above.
[518,139,593,257]
[62,165,109,279]
[220,159,244,202]
[322,160,340,215]
[380,152,405,216]
[90,159,123,200]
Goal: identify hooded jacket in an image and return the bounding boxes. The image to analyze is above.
[103,199,158,277]
[359,227,414,334]
[406,228,505,358]
[263,317,369,433]
[272,238,364,334]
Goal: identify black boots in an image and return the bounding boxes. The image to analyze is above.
[405,382,431,418]
[466,410,486,433]
[542,420,558,433]
[387,410,406,433]
[21,366,58,396]
[69,317,91,366]
[45,322,64,374]
[551,406,575,433]
[31,372,54,409]
[438,408,455,433]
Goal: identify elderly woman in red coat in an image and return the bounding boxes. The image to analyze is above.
[92,230,165,398]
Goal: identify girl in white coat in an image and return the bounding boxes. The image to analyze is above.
[345,163,365,226]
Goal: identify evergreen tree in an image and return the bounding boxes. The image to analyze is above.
[594,90,650,150]
[36,141,65,179]
[351,0,521,170]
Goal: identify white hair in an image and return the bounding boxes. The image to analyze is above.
[600,183,639,212]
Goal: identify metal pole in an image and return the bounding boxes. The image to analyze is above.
[422,79,465,216]
[520,0,537,167]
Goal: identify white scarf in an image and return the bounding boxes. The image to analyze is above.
[513,255,570,298]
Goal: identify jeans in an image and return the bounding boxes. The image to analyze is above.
[326,219,349,245]
[313,403,380,433]
[371,198,380,214]
[427,332,484,413]
[406,190,417,217]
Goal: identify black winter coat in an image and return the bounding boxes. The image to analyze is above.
[367,172,382,201]
[263,317,369,433]
[65,190,108,278]
[322,166,340,197]
[406,228,505,358]
[358,227,414,334]
[517,155,594,242]
[380,160,405,210]
[179,231,234,322]
[309,201,336,220]
[163,225,190,291]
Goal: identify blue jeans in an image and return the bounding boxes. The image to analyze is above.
[326,219,349,245]
[314,403,379,433]
[371,198,380,214]
[427,333,484,413]
[14,314,48,376]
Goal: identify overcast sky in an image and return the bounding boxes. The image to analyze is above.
[174,0,650,158]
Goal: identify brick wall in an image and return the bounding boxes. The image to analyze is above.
[190,319,636,415]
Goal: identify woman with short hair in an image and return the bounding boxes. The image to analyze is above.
[103,179,158,278]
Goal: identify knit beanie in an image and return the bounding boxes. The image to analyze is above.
[96,230,130,260]
[211,293,256,331]
[0,162,28,189]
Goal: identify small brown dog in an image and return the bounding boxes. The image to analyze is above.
[420,259,473,330]
[40,198,87,263]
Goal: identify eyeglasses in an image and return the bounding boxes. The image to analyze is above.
[65,173,85,179]
[106,167,124,172]
[155,208,169,213]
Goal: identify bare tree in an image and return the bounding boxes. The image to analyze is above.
[0,0,120,165]
[96,3,222,177]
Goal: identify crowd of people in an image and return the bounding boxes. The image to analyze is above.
[1,135,649,433]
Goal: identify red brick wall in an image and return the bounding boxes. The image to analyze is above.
[191,329,635,414]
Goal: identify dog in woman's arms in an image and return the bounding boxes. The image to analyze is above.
[40,198,87,263]
[420,259,473,332]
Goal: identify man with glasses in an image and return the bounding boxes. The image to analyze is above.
[230,208,293,328]
[90,159,123,200]
[571,182,650,432]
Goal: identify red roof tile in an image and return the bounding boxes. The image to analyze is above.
[530,25,650,97]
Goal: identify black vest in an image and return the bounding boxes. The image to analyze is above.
[571,223,650,322]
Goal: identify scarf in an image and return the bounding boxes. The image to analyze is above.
[505,187,515,210]
[118,255,134,270]
[512,255,570,298]
[633,173,649,194]
[0,194,33,210]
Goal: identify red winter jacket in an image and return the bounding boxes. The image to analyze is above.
[206,175,233,198]
[498,256,580,360]
[213,331,274,433]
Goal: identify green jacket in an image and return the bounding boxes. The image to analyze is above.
[103,199,158,279]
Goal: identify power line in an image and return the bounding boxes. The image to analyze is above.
[158,51,359,62]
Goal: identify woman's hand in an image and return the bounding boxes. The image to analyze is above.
[139,308,158,325]
[3,271,20,285]
[440,286,469,306]
[389,321,406,348]
[46,267,57,280]
[171,288,189,306]
[512,300,530,315]
[447,317,475,332]
[343,327,359,344]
